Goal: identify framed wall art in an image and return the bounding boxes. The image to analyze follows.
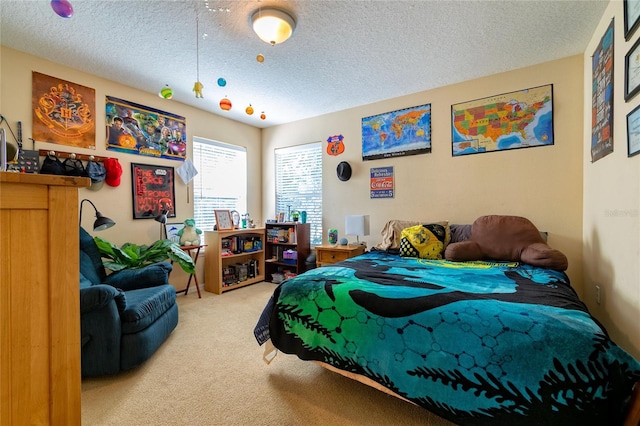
[625,36,640,102]
[32,71,96,148]
[106,96,187,161]
[361,104,431,161]
[591,20,615,163]
[131,163,176,220]
[166,222,185,244]
[451,84,554,156]
[625,0,640,40]
[627,103,640,157]
[214,209,233,230]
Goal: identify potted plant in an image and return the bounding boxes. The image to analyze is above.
[291,210,300,222]
[94,237,196,274]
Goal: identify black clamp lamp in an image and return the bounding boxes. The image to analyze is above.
[79,199,116,231]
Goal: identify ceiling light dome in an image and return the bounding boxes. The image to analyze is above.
[251,8,296,45]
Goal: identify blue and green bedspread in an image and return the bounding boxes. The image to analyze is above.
[254,250,640,425]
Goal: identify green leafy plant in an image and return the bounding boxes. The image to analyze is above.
[93,237,195,274]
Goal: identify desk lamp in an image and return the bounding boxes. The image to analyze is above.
[79,199,116,231]
[155,210,168,240]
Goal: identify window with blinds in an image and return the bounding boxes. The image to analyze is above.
[192,137,247,231]
[275,142,323,245]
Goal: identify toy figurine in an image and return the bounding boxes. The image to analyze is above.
[192,81,204,98]
[178,218,202,246]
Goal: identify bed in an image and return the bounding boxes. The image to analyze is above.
[254,216,640,425]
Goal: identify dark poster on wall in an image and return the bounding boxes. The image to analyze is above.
[131,163,176,220]
[591,19,615,163]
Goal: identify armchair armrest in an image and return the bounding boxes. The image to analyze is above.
[80,284,126,314]
[104,261,172,292]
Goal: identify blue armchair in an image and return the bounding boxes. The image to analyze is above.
[79,227,179,377]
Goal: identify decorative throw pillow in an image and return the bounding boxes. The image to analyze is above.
[399,224,447,259]
[376,219,450,250]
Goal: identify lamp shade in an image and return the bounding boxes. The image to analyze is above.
[251,8,296,45]
[79,199,116,231]
[345,215,370,244]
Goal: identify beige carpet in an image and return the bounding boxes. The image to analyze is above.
[81,282,454,425]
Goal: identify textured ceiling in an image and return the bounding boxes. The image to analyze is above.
[1,0,608,128]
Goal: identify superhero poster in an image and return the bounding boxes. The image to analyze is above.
[131,163,176,220]
[32,72,96,148]
[106,96,186,161]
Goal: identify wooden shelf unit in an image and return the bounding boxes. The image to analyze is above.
[264,222,310,283]
[204,228,265,294]
[1,172,89,425]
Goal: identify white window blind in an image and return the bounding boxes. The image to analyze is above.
[275,142,322,245]
[193,137,247,231]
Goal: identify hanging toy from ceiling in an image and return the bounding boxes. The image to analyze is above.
[256,54,265,63]
[51,0,73,18]
[245,105,254,115]
[193,16,204,98]
[220,97,232,111]
[158,85,173,99]
[217,78,227,87]
[260,112,266,120]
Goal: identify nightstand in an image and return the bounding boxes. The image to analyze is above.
[315,244,366,267]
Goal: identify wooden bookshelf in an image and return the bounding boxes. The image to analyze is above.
[204,228,265,294]
[264,222,310,283]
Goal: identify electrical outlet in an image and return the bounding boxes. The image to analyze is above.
[595,285,601,305]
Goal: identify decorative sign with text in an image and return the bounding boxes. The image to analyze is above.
[370,166,394,199]
[131,163,176,220]
[326,134,345,156]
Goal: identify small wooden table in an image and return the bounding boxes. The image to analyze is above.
[315,244,366,267]
[174,244,206,298]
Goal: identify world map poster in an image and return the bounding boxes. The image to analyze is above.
[362,104,431,161]
[451,84,554,156]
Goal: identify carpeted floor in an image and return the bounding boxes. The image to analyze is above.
[81,282,454,425]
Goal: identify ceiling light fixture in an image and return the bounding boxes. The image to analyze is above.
[251,7,296,46]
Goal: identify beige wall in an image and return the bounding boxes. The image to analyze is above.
[1,46,262,284]
[583,2,640,359]
[262,55,585,291]
[1,46,262,243]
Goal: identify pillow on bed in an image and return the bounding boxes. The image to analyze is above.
[399,224,447,259]
[444,215,568,270]
[450,224,548,243]
[376,219,450,250]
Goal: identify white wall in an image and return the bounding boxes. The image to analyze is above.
[583,1,640,359]
[262,55,585,292]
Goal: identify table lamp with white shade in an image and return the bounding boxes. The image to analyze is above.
[345,214,370,246]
